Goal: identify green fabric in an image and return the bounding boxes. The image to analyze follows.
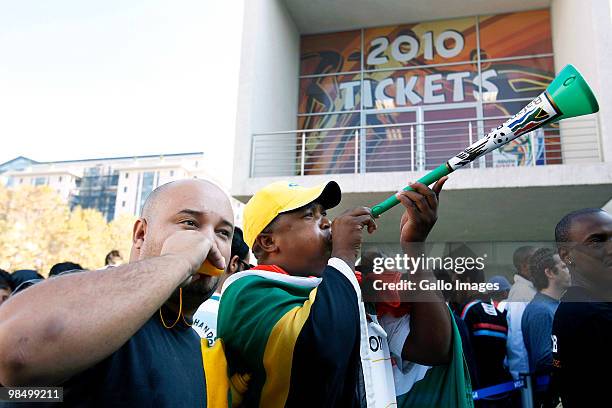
[216,275,312,404]
[396,312,474,408]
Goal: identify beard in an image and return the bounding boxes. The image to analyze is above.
[184,275,219,298]
[169,274,219,314]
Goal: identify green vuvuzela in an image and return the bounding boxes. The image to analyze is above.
[371,64,599,217]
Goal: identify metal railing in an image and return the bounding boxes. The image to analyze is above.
[250,115,600,177]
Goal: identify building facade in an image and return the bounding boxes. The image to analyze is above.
[1,153,243,226]
[231,0,611,273]
[232,0,611,248]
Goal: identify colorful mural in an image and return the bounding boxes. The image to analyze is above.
[298,9,557,174]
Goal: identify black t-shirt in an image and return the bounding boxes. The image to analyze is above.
[552,286,612,408]
[453,311,480,389]
[461,300,512,388]
[6,312,207,407]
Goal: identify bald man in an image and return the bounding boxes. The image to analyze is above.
[0,179,233,407]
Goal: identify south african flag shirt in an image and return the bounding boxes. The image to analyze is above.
[217,258,362,407]
[217,260,473,407]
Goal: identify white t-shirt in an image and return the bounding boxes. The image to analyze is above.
[192,294,221,346]
[360,313,431,408]
[506,274,536,379]
[379,314,431,396]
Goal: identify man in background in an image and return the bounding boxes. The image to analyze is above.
[505,246,536,379]
[192,226,252,345]
[522,247,569,407]
[460,268,512,393]
[552,208,612,407]
[487,275,511,310]
[104,250,124,267]
[9,269,44,293]
[49,262,84,277]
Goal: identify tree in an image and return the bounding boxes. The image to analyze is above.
[0,185,69,273]
[0,185,137,275]
[59,207,113,270]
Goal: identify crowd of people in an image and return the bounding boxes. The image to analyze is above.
[0,250,123,304]
[0,177,609,408]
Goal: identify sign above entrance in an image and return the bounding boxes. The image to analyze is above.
[296,9,558,175]
[299,10,553,115]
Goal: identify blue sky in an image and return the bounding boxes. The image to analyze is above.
[0,0,244,186]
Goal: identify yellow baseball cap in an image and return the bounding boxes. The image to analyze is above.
[243,181,341,248]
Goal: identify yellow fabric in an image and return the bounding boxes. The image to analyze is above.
[201,339,230,408]
[259,288,318,407]
[230,373,251,407]
[242,181,340,247]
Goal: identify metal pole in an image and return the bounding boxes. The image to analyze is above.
[416,108,425,171]
[520,373,534,408]
[300,132,306,176]
[542,128,548,165]
[410,126,415,172]
[360,127,366,173]
[468,122,474,168]
[478,123,487,168]
[530,132,537,166]
[354,130,359,174]
[595,114,603,162]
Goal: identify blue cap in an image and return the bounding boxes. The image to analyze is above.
[488,275,511,292]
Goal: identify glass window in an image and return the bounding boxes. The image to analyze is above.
[478,10,553,60]
[139,172,155,212]
[296,112,360,174]
[478,57,555,102]
[299,74,361,114]
[422,107,479,170]
[298,9,553,120]
[365,110,418,173]
[298,112,359,131]
[362,63,478,109]
[296,9,555,172]
[300,30,361,76]
[364,17,477,70]
[34,177,47,186]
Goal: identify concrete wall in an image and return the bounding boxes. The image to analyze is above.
[232,0,300,192]
[551,0,612,163]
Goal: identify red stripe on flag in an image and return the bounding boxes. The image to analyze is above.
[473,323,507,332]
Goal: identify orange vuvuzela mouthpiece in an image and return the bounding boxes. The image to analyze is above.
[197,260,225,276]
